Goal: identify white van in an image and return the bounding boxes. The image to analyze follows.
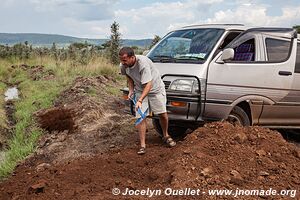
[122,24,300,137]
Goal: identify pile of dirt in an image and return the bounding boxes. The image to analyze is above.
[169,122,300,198]
[33,76,134,164]
[0,121,299,200]
[11,64,55,81]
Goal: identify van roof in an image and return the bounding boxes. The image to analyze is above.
[180,24,251,31]
[176,24,297,38]
[178,24,295,32]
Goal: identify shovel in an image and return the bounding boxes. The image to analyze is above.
[129,94,148,125]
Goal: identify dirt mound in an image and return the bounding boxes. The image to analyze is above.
[1,121,299,200]
[11,64,55,81]
[169,122,300,199]
[32,76,134,164]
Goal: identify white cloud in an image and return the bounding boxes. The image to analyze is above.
[269,6,300,26]
[115,0,223,38]
[1,0,299,39]
[61,17,113,38]
[206,4,300,27]
[30,0,118,8]
[2,0,16,7]
[29,0,119,21]
[112,0,300,39]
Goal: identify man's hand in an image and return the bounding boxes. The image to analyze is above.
[128,90,134,100]
[135,100,142,111]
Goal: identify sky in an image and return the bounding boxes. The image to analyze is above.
[1,0,300,39]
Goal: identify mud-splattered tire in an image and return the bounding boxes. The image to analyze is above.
[152,119,188,139]
[227,106,250,126]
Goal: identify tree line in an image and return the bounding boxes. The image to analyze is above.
[0,21,161,66]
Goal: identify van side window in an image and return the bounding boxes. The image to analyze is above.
[219,32,241,49]
[295,43,300,73]
[213,32,241,58]
[232,39,255,62]
[265,38,291,62]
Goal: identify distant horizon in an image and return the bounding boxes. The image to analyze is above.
[0,32,152,40]
[0,33,153,48]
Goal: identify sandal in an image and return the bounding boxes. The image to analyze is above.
[137,147,146,155]
[163,136,176,147]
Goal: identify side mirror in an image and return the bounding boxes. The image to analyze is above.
[221,48,234,62]
[143,50,150,56]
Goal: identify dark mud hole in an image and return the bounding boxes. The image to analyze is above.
[34,107,75,133]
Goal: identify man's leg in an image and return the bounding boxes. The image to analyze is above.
[150,93,176,147]
[159,112,169,138]
[159,112,176,147]
[136,118,147,148]
[134,93,149,154]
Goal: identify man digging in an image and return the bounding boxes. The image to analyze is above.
[119,47,176,155]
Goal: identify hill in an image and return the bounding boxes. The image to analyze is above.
[0,33,152,48]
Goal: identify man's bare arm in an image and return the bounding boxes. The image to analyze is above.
[126,75,134,98]
[138,81,152,103]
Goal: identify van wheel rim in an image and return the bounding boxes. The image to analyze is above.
[227,114,242,125]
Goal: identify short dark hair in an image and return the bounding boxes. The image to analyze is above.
[119,47,135,57]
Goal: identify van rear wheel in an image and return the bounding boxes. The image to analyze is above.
[152,119,188,139]
[227,106,250,126]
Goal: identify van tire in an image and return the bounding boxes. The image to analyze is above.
[227,106,250,126]
[152,119,188,139]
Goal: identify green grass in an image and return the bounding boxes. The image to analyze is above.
[87,87,98,97]
[0,68,62,178]
[106,85,121,96]
[0,55,123,179]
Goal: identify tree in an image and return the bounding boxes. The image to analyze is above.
[24,41,30,59]
[12,43,23,59]
[70,42,89,50]
[150,35,161,49]
[293,25,300,34]
[68,44,78,67]
[101,40,110,49]
[51,43,60,66]
[108,21,122,65]
[35,47,48,65]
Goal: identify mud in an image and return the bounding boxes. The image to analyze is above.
[1,97,16,151]
[0,77,299,200]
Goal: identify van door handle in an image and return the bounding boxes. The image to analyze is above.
[278,71,292,76]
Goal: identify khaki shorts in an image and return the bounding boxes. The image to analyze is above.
[135,92,167,118]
